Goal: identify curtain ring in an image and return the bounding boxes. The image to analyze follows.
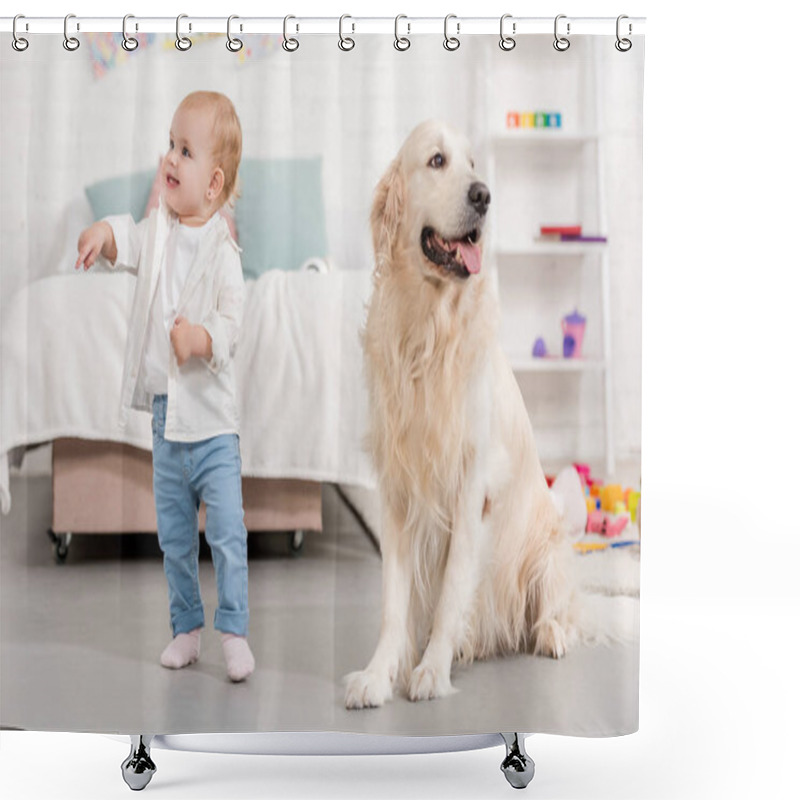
[226,15,243,52]
[553,14,570,52]
[394,15,410,51]
[499,14,516,51]
[338,14,355,51]
[175,14,192,51]
[443,14,460,51]
[615,15,632,52]
[121,14,139,51]
[63,14,80,51]
[282,15,299,52]
[12,14,29,52]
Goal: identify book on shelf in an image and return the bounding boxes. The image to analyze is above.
[540,225,582,236]
[536,226,607,244]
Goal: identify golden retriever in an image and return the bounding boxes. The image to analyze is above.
[344,120,584,709]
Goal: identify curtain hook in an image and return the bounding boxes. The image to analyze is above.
[175,14,192,51]
[63,14,80,51]
[121,14,139,51]
[338,14,355,51]
[443,14,460,51]
[227,15,243,52]
[499,14,516,51]
[282,15,299,52]
[553,14,570,52]
[12,14,29,52]
[615,15,632,52]
[394,14,410,51]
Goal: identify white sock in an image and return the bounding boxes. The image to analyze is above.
[160,628,201,669]
[221,633,255,682]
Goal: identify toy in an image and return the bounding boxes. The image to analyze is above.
[586,510,629,538]
[600,484,623,512]
[561,309,586,358]
[571,463,641,532]
[506,110,562,129]
[532,337,547,358]
[628,491,640,523]
[574,539,639,553]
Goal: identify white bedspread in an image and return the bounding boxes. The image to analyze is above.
[0,270,376,514]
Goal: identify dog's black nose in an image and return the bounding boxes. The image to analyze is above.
[468,182,491,216]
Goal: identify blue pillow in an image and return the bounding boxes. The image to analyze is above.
[85,168,157,223]
[236,157,327,279]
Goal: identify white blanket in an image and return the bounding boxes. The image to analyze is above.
[0,270,376,514]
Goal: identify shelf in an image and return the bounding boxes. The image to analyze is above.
[507,356,606,374]
[495,242,608,257]
[492,132,598,146]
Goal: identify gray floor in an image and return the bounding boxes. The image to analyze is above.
[0,475,638,737]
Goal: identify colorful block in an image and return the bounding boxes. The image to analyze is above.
[600,484,623,513]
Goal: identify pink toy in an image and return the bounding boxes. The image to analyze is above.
[561,309,586,358]
[586,510,629,537]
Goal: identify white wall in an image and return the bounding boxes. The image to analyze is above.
[1,32,642,473]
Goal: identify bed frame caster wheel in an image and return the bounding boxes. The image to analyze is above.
[288,529,305,556]
[500,733,535,789]
[121,735,156,791]
[47,529,72,564]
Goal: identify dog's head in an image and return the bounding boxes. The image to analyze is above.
[371,120,490,282]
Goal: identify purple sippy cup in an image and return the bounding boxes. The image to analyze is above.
[561,309,586,358]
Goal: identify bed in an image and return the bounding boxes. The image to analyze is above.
[0,266,376,561]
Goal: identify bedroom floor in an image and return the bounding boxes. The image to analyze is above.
[0,475,638,737]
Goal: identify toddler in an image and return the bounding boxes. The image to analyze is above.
[76,91,254,682]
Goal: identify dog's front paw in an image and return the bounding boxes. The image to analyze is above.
[534,618,569,659]
[344,669,394,709]
[407,663,454,702]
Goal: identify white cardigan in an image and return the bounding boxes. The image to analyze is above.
[105,201,245,442]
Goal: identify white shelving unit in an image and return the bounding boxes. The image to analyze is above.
[484,38,615,475]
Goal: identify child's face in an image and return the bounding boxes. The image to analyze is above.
[164,104,223,225]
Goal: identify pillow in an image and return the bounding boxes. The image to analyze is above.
[84,168,157,222]
[235,157,327,279]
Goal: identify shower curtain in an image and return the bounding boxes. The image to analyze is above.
[0,23,643,745]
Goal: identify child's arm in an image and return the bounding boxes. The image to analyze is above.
[75,221,117,270]
[170,316,212,367]
[200,254,245,374]
[169,252,244,370]
[75,215,145,272]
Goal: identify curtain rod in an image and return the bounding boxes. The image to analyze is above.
[1,16,646,37]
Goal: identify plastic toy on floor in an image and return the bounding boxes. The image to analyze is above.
[586,509,629,537]
[572,462,640,524]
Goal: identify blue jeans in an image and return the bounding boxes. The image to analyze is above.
[151,395,249,637]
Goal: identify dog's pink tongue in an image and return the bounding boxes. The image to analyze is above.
[457,241,482,274]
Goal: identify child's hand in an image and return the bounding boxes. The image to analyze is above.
[75,221,114,271]
[170,316,213,366]
[170,317,195,366]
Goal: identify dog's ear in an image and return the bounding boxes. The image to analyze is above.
[370,157,404,269]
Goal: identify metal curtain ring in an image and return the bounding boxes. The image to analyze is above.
[63,14,80,51]
[615,14,632,52]
[553,14,570,52]
[443,14,460,51]
[282,15,299,52]
[12,14,29,51]
[338,14,355,51]
[394,15,410,51]
[121,14,139,51]
[227,15,243,52]
[175,14,192,51]
[499,14,515,51]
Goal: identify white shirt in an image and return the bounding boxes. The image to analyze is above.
[104,199,244,442]
[142,217,214,395]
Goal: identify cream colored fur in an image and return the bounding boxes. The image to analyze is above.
[345,121,582,709]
